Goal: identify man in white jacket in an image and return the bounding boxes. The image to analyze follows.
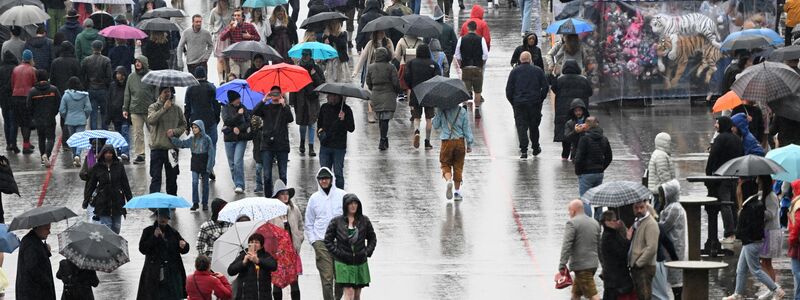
[305,167,346,300]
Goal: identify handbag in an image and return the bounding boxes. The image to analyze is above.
[554,267,573,289]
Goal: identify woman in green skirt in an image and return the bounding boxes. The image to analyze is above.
[324,194,377,300]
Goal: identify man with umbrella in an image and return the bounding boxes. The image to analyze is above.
[405,43,441,150]
[137,208,190,300]
[220,8,260,78]
[16,222,56,300]
[505,51,548,159]
[147,86,187,196]
[317,92,355,190]
[704,116,742,252]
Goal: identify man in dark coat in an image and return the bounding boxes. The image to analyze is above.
[510,32,544,69]
[24,25,54,71]
[253,86,294,197]
[28,70,61,167]
[704,116,743,254]
[58,10,82,45]
[16,223,56,300]
[84,145,132,233]
[404,43,440,150]
[81,39,113,130]
[137,208,190,300]
[221,91,251,193]
[107,66,131,160]
[50,41,83,148]
[184,66,220,147]
[552,60,592,159]
[574,116,612,218]
[0,51,18,152]
[505,51,548,159]
[355,0,386,52]
[431,5,457,77]
[317,93,355,190]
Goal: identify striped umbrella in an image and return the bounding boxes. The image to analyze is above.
[142,69,199,87]
[581,181,652,207]
[66,130,128,149]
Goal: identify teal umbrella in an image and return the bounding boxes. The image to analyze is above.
[288,42,338,60]
[124,193,191,209]
[242,0,288,7]
[766,144,800,181]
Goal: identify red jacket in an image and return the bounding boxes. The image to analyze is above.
[10,63,36,97]
[459,5,491,50]
[185,270,232,300]
[788,180,800,259]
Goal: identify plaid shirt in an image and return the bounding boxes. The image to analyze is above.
[219,22,260,44]
[196,220,232,256]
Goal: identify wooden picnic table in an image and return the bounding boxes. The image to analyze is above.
[679,196,717,260]
[665,260,728,300]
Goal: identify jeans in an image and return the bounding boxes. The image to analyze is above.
[792,258,800,299]
[579,173,604,217]
[299,124,315,144]
[319,147,346,190]
[111,121,130,156]
[192,171,210,206]
[88,89,108,130]
[67,125,85,156]
[512,102,543,152]
[735,242,778,294]
[149,149,179,195]
[36,124,56,157]
[2,108,16,147]
[205,122,218,147]
[261,150,288,197]
[224,141,247,189]
[313,241,342,300]
[520,0,542,35]
[409,0,421,14]
[96,214,122,234]
[255,162,264,191]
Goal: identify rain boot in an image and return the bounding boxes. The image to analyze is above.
[299,141,305,156]
[308,144,316,157]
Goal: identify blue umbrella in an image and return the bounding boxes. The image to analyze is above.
[545,18,593,34]
[766,144,800,181]
[288,42,338,60]
[124,193,192,209]
[242,0,288,7]
[216,79,265,110]
[0,224,19,253]
[723,29,784,47]
[66,130,128,149]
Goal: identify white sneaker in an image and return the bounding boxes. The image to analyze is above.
[722,294,743,300]
[722,236,737,244]
[73,156,81,167]
[446,181,453,200]
[454,192,463,201]
[767,287,785,300]
[120,153,129,161]
[41,154,50,167]
[234,187,244,194]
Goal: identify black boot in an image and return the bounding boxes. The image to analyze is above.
[308,144,316,157]
[379,138,387,150]
[672,287,682,300]
[299,143,305,156]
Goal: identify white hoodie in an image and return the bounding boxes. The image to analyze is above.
[305,167,347,244]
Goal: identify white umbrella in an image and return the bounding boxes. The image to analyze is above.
[217,197,288,223]
[0,5,49,26]
[210,220,264,279]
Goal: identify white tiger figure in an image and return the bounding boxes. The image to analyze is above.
[650,13,721,48]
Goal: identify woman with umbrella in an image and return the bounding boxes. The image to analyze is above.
[83,145,133,234]
[137,208,191,300]
[366,47,401,150]
[292,49,326,157]
[546,34,592,77]
[322,20,350,83]
[268,6,298,63]
[209,0,233,81]
[269,180,304,299]
[142,31,171,71]
[324,194,377,300]
[352,30,394,123]
[227,233,278,299]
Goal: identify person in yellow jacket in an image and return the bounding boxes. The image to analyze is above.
[785,0,800,45]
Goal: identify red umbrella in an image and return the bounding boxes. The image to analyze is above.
[255,222,301,288]
[99,25,148,40]
[246,63,312,94]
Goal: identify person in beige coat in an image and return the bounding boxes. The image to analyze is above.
[628,199,660,300]
[269,179,304,299]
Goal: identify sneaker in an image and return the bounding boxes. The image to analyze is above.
[120,153,129,161]
[722,294,743,300]
[759,287,785,300]
[722,236,736,244]
[413,131,420,148]
[520,152,528,159]
[532,147,542,156]
[209,172,216,181]
[424,139,433,150]
[202,204,209,211]
[190,203,199,211]
[368,112,376,123]
[454,192,463,201]
[133,155,146,164]
[41,154,50,168]
[446,181,453,200]
[73,156,81,167]
[254,186,264,194]
[234,187,244,194]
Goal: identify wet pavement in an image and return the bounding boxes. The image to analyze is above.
[0,0,795,299]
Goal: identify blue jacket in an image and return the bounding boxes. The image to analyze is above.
[432,106,474,148]
[170,120,215,173]
[59,90,92,126]
[732,113,765,156]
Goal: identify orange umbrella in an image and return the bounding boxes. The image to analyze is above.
[246,63,312,94]
[713,91,743,113]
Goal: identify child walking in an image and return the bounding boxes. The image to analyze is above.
[170,120,216,211]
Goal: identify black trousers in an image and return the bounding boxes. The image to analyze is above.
[512,102,543,152]
[787,26,794,46]
[273,281,300,300]
[36,123,56,157]
[561,141,570,159]
[149,149,179,195]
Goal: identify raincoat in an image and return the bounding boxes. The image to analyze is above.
[74,27,104,62]
[458,5,491,50]
[510,32,544,69]
[731,113,765,156]
[137,222,190,300]
[59,89,92,126]
[227,249,278,300]
[656,179,685,286]
[324,194,377,265]
[365,47,401,113]
[600,224,633,296]
[563,98,589,158]
[107,66,129,125]
[16,230,56,300]
[304,167,346,244]
[171,120,216,174]
[124,56,157,115]
[83,145,133,217]
[49,42,81,93]
[648,133,676,194]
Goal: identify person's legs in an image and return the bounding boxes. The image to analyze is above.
[290,281,300,300]
[37,125,49,156]
[255,162,264,192]
[233,141,246,189]
[70,126,85,156]
[451,140,465,190]
[165,153,179,195]
[98,214,122,234]
[113,120,131,156]
[201,171,210,206]
[2,108,16,148]
[719,181,737,237]
[319,146,333,170]
[734,243,749,294]
[512,105,530,153]
[313,241,336,300]
[353,288,362,300]
[149,149,165,193]
[261,150,276,196]
[47,8,65,38]
[205,122,217,147]
[787,26,794,47]
[743,243,778,290]
[224,142,236,183]
[332,148,346,189]
[299,125,307,152]
[521,0,532,34]
[191,171,200,205]
[440,140,454,183]
[632,266,655,300]
[761,258,776,281]
[308,123,316,145]
[561,141,571,159]
[343,287,354,300]
[424,113,433,146]
[88,89,108,130]
[131,113,146,158]
[276,151,288,184]
[289,0,300,23]
[791,258,800,299]
[529,102,543,152]
[273,284,283,300]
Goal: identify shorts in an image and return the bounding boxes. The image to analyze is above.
[461,67,483,94]
[411,105,435,119]
[571,268,598,298]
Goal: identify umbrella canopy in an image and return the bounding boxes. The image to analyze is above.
[137,17,181,32]
[217,197,288,223]
[766,94,800,122]
[0,5,49,26]
[714,154,786,176]
[361,16,407,33]
[99,25,148,40]
[246,63,312,93]
[288,42,338,60]
[545,18,593,34]
[581,181,652,207]
[397,15,442,38]
[72,0,135,3]
[254,222,300,288]
[731,61,800,107]
[124,193,192,209]
[223,41,283,62]
[0,0,43,15]
[211,221,264,280]
[57,222,129,272]
[314,83,371,99]
[300,12,348,29]
[766,144,800,181]
[770,45,800,61]
[723,28,784,47]
[242,0,288,7]
[66,130,128,149]
[9,206,78,231]
[141,7,186,19]
[216,79,265,110]
[414,76,471,109]
[720,35,772,51]
[0,224,20,253]
[142,69,199,87]
[713,91,743,113]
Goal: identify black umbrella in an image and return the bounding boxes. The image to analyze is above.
[137,17,181,32]
[300,12,347,30]
[141,7,186,19]
[58,222,130,272]
[770,45,800,61]
[398,15,442,38]
[9,206,78,231]
[223,41,283,62]
[413,76,470,109]
[314,83,371,99]
[766,94,800,122]
[714,154,786,176]
[720,35,772,51]
[361,16,407,33]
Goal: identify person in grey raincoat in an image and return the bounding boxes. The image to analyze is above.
[648,132,675,211]
[365,47,401,150]
[656,179,685,298]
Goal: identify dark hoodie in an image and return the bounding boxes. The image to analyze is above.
[108,42,135,74]
[706,116,744,176]
[24,35,54,71]
[574,125,612,175]
[510,33,544,69]
[324,194,377,265]
[28,79,61,127]
[355,0,387,51]
[84,145,132,217]
[404,44,441,106]
[553,60,592,141]
[0,51,18,110]
[49,42,82,93]
[563,98,589,152]
[58,19,82,46]
[600,224,633,292]
[107,66,128,125]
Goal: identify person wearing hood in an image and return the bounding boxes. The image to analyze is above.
[171,120,216,211]
[269,180,304,300]
[227,233,278,300]
[656,180,686,298]
[108,66,131,160]
[648,133,676,210]
[291,50,325,157]
[511,32,544,69]
[74,18,104,62]
[732,99,765,145]
[108,38,134,74]
[56,258,100,300]
[574,116,612,218]
[253,86,294,197]
[366,47,402,150]
[558,199,601,300]
[28,70,61,167]
[58,10,82,45]
[704,116,742,253]
[324,193,377,300]
[352,31,394,124]
[24,25,54,71]
[433,6,457,75]
[125,56,157,164]
[731,112,766,156]
[355,0,386,52]
[317,93,355,190]
[405,43,441,150]
[81,39,112,130]
[137,208,191,300]
[1,26,25,63]
[147,86,187,196]
[305,167,347,300]
[16,222,56,300]
[0,51,18,153]
[196,198,232,256]
[455,21,489,117]
[60,77,92,166]
[11,49,38,154]
[222,90,251,194]
[505,51,548,159]
[83,145,132,234]
[433,104,474,200]
[184,66,220,153]
[459,5,491,50]
[563,98,589,160]
[49,41,81,98]
[552,61,591,159]
[786,180,800,299]
[599,210,634,300]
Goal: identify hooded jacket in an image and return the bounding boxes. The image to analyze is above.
[706,116,744,176]
[24,35,54,71]
[221,102,252,143]
[107,66,128,124]
[137,222,190,300]
[108,43,135,74]
[574,126,612,175]
[252,101,293,152]
[510,32,544,69]
[505,60,548,106]
[355,0,387,51]
[738,193,767,245]
[59,89,92,126]
[185,79,220,128]
[656,179,685,285]
[648,133,676,193]
[124,56,157,115]
[459,5,491,50]
[732,113,766,156]
[317,99,355,150]
[553,61,592,140]
[28,80,61,127]
[563,98,589,146]
[404,44,441,105]
[49,42,82,93]
[84,145,133,217]
[75,27,104,62]
[11,62,36,97]
[305,167,347,244]
[324,194,377,265]
[16,230,56,300]
[147,96,187,151]
[0,51,18,110]
[58,19,83,45]
[171,120,216,174]
[366,47,401,112]
[732,103,764,142]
